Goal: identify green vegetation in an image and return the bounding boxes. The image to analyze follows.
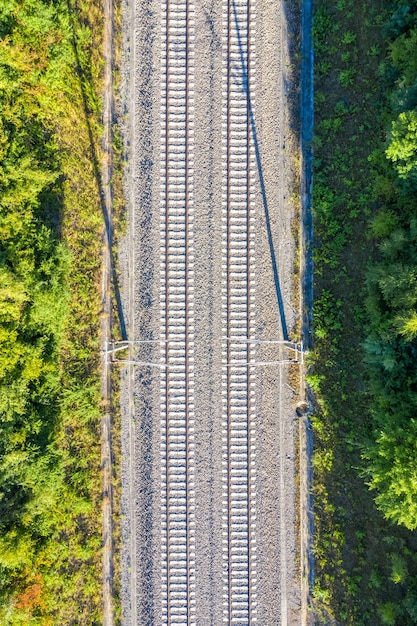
[0,0,108,622]
[364,5,417,531]
[311,0,417,623]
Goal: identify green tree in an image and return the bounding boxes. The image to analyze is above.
[386,110,417,186]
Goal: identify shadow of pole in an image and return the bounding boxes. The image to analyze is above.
[232,0,289,341]
[66,0,127,341]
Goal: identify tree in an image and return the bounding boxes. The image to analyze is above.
[365,421,417,530]
[386,111,417,188]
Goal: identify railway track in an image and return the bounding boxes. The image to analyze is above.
[120,0,305,619]
[160,0,196,623]
[159,0,257,623]
[221,0,257,623]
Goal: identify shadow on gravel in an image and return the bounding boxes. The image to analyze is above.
[67,0,127,341]
[232,0,289,341]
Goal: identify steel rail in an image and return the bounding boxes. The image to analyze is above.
[225,0,232,618]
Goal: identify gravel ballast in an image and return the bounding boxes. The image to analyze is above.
[119,0,303,623]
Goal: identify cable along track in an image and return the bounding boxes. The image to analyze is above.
[222,0,257,623]
[160,0,196,623]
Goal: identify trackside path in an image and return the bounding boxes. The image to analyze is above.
[101,0,114,623]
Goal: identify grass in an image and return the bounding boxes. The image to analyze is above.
[0,0,125,622]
